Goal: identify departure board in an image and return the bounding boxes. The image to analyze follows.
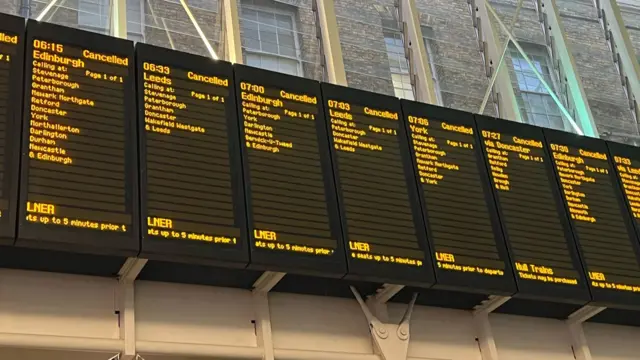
[606,140,640,308]
[321,83,434,286]
[0,14,24,245]
[17,21,138,254]
[236,65,345,275]
[476,117,590,302]
[400,102,514,293]
[137,44,248,265]
[545,129,640,307]
[609,141,640,230]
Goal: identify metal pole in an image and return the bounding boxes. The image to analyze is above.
[19,0,31,18]
[485,0,584,135]
[223,0,242,63]
[399,0,439,104]
[479,0,525,114]
[474,0,522,121]
[111,0,128,39]
[315,0,347,85]
[534,0,598,137]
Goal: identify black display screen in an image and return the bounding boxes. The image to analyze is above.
[322,83,434,286]
[17,21,138,255]
[477,117,589,302]
[0,13,24,244]
[546,129,640,307]
[236,65,345,275]
[400,102,515,293]
[137,44,248,265]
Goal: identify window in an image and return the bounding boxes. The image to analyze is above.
[421,26,443,105]
[127,0,145,43]
[509,44,566,130]
[78,0,110,34]
[384,30,413,100]
[240,2,302,77]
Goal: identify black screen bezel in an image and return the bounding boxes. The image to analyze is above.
[0,13,25,245]
[136,43,248,267]
[321,83,435,287]
[544,128,640,308]
[477,117,590,303]
[400,100,516,294]
[235,64,347,277]
[17,20,139,256]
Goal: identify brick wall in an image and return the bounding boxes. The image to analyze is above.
[556,0,637,140]
[1,0,19,16]
[237,0,322,81]
[294,0,323,81]
[620,5,640,60]
[1,0,639,142]
[416,0,497,117]
[334,0,395,96]
[489,0,572,130]
[33,0,87,32]
[143,0,222,57]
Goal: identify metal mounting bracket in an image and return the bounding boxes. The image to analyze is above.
[115,258,147,360]
[253,271,286,294]
[565,305,605,360]
[374,284,405,304]
[351,286,417,360]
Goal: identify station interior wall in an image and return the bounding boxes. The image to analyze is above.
[1,269,640,360]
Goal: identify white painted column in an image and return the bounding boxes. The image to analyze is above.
[223,0,243,63]
[315,0,347,85]
[399,0,439,104]
[473,0,521,121]
[110,0,128,39]
[535,0,599,137]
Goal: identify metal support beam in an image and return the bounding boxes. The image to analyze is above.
[398,0,439,104]
[479,0,524,114]
[473,0,521,121]
[252,291,275,360]
[116,258,147,360]
[315,0,347,85]
[351,286,416,360]
[110,0,128,39]
[373,284,405,304]
[35,0,59,21]
[567,322,593,360]
[180,0,218,59]
[223,0,243,63]
[473,313,499,360]
[367,284,403,323]
[535,0,598,137]
[252,271,286,293]
[567,305,606,325]
[595,0,640,124]
[472,295,511,315]
[487,1,582,134]
[118,258,148,282]
[472,295,509,360]
[565,305,604,360]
